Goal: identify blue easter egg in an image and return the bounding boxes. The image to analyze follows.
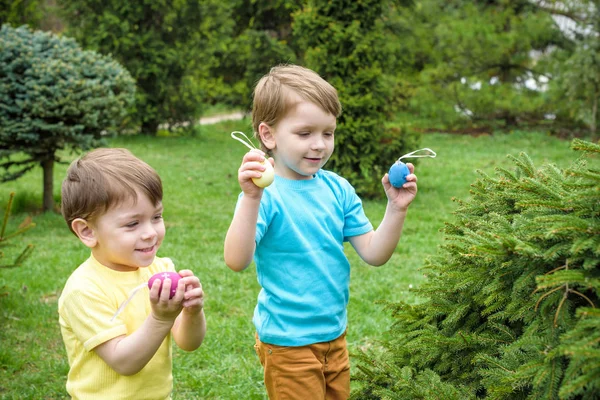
[388,161,410,188]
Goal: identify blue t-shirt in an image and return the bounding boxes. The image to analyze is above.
[239,169,373,346]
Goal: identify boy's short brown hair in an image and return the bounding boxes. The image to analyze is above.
[61,148,163,234]
[252,64,342,150]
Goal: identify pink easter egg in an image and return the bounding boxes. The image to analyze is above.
[148,272,181,299]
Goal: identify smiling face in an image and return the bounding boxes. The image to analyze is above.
[83,192,165,272]
[260,95,337,180]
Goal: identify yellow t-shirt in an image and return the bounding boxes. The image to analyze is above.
[58,254,176,400]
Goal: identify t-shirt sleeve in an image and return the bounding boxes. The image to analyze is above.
[256,198,271,245]
[60,285,127,351]
[342,180,373,240]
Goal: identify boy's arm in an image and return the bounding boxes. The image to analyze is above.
[224,195,261,271]
[350,163,418,266]
[171,270,206,351]
[349,205,408,266]
[93,279,185,376]
[172,308,206,351]
[224,150,271,271]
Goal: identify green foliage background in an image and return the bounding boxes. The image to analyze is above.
[58,0,233,134]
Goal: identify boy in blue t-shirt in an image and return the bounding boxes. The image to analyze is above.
[224,64,418,399]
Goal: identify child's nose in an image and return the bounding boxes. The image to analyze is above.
[311,137,325,150]
[140,223,157,240]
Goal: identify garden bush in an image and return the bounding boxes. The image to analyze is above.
[352,139,600,399]
[0,24,135,211]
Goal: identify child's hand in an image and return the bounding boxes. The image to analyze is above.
[382,162,418,211]
[238,149,274,198]
[177,269,204,314]
[148,277,184,322]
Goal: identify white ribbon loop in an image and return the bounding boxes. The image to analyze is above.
[231,131,259,151]
[110,282,147,321]
[397,148,437,162]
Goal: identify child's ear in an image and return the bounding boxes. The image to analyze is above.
[258,122,276,151]
[71,218,97,248]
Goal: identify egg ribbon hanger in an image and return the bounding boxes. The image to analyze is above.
[231,131,260,151]
[396,148,437,162]
[110,282,148,321]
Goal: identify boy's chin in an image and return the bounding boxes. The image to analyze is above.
[135,256,157,268]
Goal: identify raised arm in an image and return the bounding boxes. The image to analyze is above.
[224,150,272,271]
[350,163,418,266]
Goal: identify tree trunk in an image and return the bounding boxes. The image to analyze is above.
[42,158,54,213]
[591,94,598,140]
[504,112,518,128]
[141,119,159,136]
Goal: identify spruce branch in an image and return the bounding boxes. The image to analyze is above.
[0,244,34,269]
[554,286,569,327]
[1,223,36,241]
[571,139,600,153]
[0,192,35,269]
[568,289,596,309]
[0,192,14,239]
[476,353,514,373]
[535,284,564,311]
[545,264,568,276]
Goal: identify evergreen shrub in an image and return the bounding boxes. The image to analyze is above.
[352,139,600,399]
[0,24,135,211]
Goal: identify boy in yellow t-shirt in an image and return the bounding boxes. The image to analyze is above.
[58,148,206,399]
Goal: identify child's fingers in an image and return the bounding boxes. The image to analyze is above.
[242,149,266,163]
[149,279,162,301]
[183,289,204,308]
[401,181,418,195]
[381,173,392,190]
[405,173,418,183]
[178,276,201,292]
[183,286,203,301]
[183,298,204,309]
[240,161,268,174]
[177,269,199,280]
[159,278,173,301]
[239,158,269,186]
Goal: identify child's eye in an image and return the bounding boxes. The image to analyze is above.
[125,222,138,228]
[324,132,334,137]
[297,132,310,137]
[153,214,163,221]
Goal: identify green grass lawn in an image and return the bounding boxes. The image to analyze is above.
[0,120,578,399]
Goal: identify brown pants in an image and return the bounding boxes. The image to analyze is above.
[254,331,350,400]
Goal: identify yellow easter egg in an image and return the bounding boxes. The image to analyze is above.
[252,161,275,188]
